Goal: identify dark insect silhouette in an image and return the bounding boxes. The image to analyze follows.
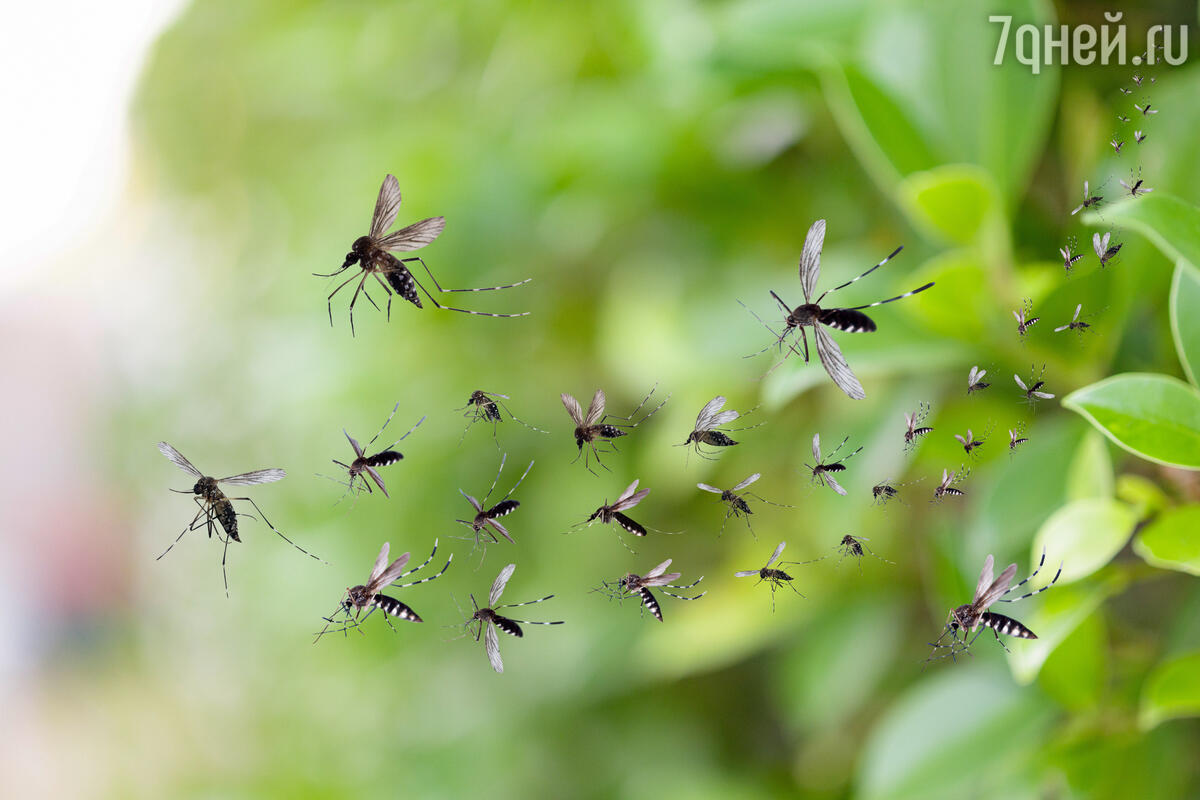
[1131,74,1144,87]
[316,174,529,334]
[1109,136,1124,154]
[678,396,762,460]
[967,366,990,395]
[599,559,706,622]
[904,403,933,450]
[835,534,892,573]
[1013,298,1040,339]
[696,473,792,538]
[457,390,546,446]
[1071,180,1103,215]
[1093,232,1122,267]
[455,454,534,550]
[561,386,668,474]
[571,479,655,552]
[1059,237,1084,273]
[314,540,452,642]
[1134,129,1147,144]
[1055,304,1092,335]
[925,551,1062,665]
[462,564,563,673]
[1117,114,1130,123]
[743,219,933,399]
[156,442,321,595]
[954,428,986,457]
[1134,102,1158,116]
[805,433,862,496]
[932,468,968,502]
[871,477,922,507]
[1008,426,1029,453]
[734,541,816,611]
[1120,169,1153,197]
[1015,365,1055,405]
[330,403,424,499]
[1119,87,1133,95]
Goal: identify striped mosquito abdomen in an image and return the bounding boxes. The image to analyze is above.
[482,401,502,422]
[488,499,520,518]
[612,512,646,536]
[818,307,876,333]
[691,430,737,447]
[634,587,663,621]
[212,497,240,541]
[364,450,403,468]
[981,612,1036,639]
[377,253,422,308]
[372,593,422,623]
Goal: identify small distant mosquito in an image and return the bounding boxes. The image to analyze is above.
[1071,181,1103,216]
[455,454,534,550]
[462,564,563,673]
[932,468,968,502]
[904,403,934,450]
[1015,365,1055,405]
[561,386,668,474]
[1093,231,1122,267]
[1013,298,1040,340]
[314,539,452,642]
[805,433,862,496]
[925,551,1062,665]
[678,396,762,460]
[572,479,654,551]
[156,442,321,595]
[697,473,792,538]
[1134,102,1158,116]
[954,428,986,457]
[1055,304,1092,335]
[872,477,922,507]
[1132,74,1144,87]
[734,541,815,611]
[457,390,546,446]
[599,559,706,622]
[1008,425,1029,453]
[967,366,991,395]
[1117,114,1131,123]
[1109,137,1124,155]
[743,219,934,400]
[1059,237,1084,273]
[1134,130,1147,144]
[835,534,893,572]
[1119,87,1133,95]
[331,403,424,499]
[1120,169,1154,198]
[316,174,529,334]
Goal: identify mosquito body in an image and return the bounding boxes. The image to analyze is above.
[463,564,563,673]
[871,477,921,507]
[967,366,990,395]
[314,540,452,641]
[601,559,706,622]
[904,403,933,450]
[455,454,534,549]
[1119,87,1133,95]
[1013,298,1040,339]
[331,403,424,499]
[696,473,792,538]
[1055,304,1092,334]
[1132,74,1143,87]
[805,433,862,496]
[572,479,659,551]
[954,428,986,457]
[1109,137,1124,155]
[745,219,933,399]
[1008,426,1029,453]
[1059,238,1084,273]
[561,386,667,473]
[932,468,967,502]
[1117,114,1131,123]
[1071,181,1103,216]
[1120,170,1154,197]
[734,541,814,611]
[679,396,761,460]
[925,551,1062,664]
[1134,102,1158,116]
[1093,232,1122,267]
[1134,130,1147,144]
[835,534,892,572]
[1015,366,1055,405]
[317,174,529,334]
[458,390,546,446]
[156,442,321,594]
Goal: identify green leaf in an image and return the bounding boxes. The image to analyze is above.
[1063,373,1200,470]
[903,251,989,342]
[1083,194,1200,272]
[1065,430,1113,501]
[1134,505,1200,576]
[1140,650,1200,730]
[897,165,997,246]
[1171,260,1200,387]
[1036,612,1106,710]
[1116,474,1170,517]
[1007,573,1124,684]
[1031,498,1137,585]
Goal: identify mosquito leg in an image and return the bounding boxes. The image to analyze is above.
[158,506,208,560]
[230,497,327,564]
[325,270,362,328]
[370,273,395,321]
[405,256,531,293]
[407,263,530,317]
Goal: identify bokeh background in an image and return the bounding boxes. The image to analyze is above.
[3,0,1200,797]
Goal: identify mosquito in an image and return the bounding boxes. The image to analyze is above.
[455,454,534,549]
[967,366,991,395]
[314,539,452,641]
[835,534,893,572]
[1134,102,1158,116]
[925,551,1062,665]
[904,403,933,451]
[316,174,530,334]
[1008,425,1029,453]
[734,541,818,611]
[743,219,934,399]
[1071,180,1103,216]
[1093,231,1122,267]
[1119,87,1133,95]
[954,428,986,457]
[156,442,321,595]
[561,386,668,474]
[1120,169,1153,198]
[696,473,793,538]
[1117,114,1130,123]
[462,564,563,673]
[1059,238,1084,273]
[678,396,763,460]
[457,390,547,446]
[1015,365,1055,405]
[1055,304,1092,335]
[1109,137,1124,155]
[570,479,659,552]
[872,477,922,506]
[805,433,862,496]
[1132,74,1143,87]
[1013,298,1040,338]
[932,468,968,502]
[330,403,424,499]
[1134,130,1147,144]
[599,559,706,622]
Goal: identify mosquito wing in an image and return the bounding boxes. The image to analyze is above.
[1033,390,1055,400]
[460,489,483,512]
[693,396,727,431]
[368,174,403,240]
[490,563,517,605]
[219,468,286,486]
[1014,374,1029,391]
[371,550,413,593]
[377,216,446,252]
[766,540,786,567]
[734,569,760,577]
[645,559,673,579]
[157,442,203,478]
[973,554,995,603]
[364,466,389,497]
[812,433,821,463]
[732,473,761,491]
[366,542,392,586]
[344,429,365,458]
[1093,233,1108,259]
[612,487,651,512]
[613,479,642,505]
[799,219,826,302]
[696,483,723,495]
[814,324,865,400]
[825,473,847,496]
[954,434,967,446]
[584,389,607,427]
[642,571,683,587]
[977,562,1019,610]
[560,393,584,426]
[484,621,504,673]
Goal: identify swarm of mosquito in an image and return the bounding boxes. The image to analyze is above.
[696,473,792,538]
[457,390,547,447]
[678,396,763,461]
[561,385,668,474]
[595,559,706,622]
[804,433,863,496]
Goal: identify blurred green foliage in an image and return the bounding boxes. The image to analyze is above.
[72,0,1200,796]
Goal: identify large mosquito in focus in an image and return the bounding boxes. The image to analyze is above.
[455,454,534,550]
[696,473,792,538]
[925,551,1062,665]
[1093,232,1122,267]
[457,390,546,447]
[1015,365,1055,405]
[314,540,452,642]
[678,396,762,460]
[903,403,933,451]
[805,433,862,496]
[570,479,657,552]
[967,366,991,395]
[156,442,322,595]
[561,386,668,473]
[316,174,529,334]
[744,219,934,399]
[1071,181,1103,215]
[734,541,814,611]
[461,564,563,674]
[598,559,705,622]
[329,403,424,499]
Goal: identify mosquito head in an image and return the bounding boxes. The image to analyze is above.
[193,476,218,497]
